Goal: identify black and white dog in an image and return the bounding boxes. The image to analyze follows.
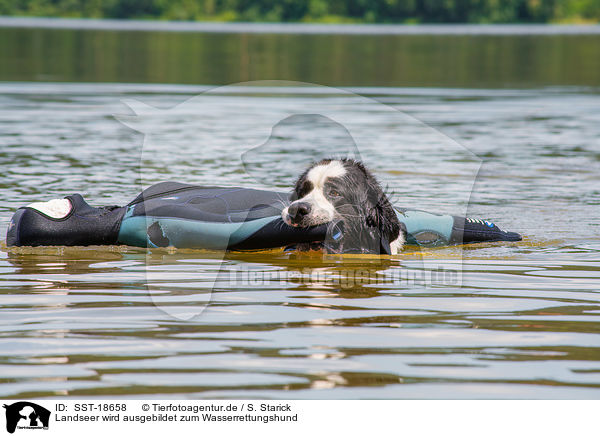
[282,158,405,255]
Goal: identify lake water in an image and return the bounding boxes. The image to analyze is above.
[0,22,599,399]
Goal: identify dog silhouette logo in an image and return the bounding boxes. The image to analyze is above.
[3,402,50,434]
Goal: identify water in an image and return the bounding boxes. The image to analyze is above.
[2,25,600,88]
[0,23,599,399]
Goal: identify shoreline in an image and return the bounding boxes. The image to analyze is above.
[2,16,600,34]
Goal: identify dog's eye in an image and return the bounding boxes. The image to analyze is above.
[329,189,341,198]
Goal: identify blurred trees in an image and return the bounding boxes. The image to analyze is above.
[1,0,599,22]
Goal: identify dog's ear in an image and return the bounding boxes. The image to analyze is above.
[379,233,392,255]
[366,194,401,255]
[366,202,393,255]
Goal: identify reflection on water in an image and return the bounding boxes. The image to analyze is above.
[1,241,600,399]
[1,27,600,88]
[0,28,600,398]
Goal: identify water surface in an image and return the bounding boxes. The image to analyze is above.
[2,24,600,87]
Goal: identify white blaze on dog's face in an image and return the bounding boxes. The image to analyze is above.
[282,160,347,227]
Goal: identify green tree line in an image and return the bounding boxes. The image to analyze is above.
[1,0,599,23]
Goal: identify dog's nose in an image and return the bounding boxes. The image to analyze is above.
[287,202,311,224]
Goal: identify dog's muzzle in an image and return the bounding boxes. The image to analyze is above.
[286,201,311,225]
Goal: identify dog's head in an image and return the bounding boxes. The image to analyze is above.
[282,158,405,254]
